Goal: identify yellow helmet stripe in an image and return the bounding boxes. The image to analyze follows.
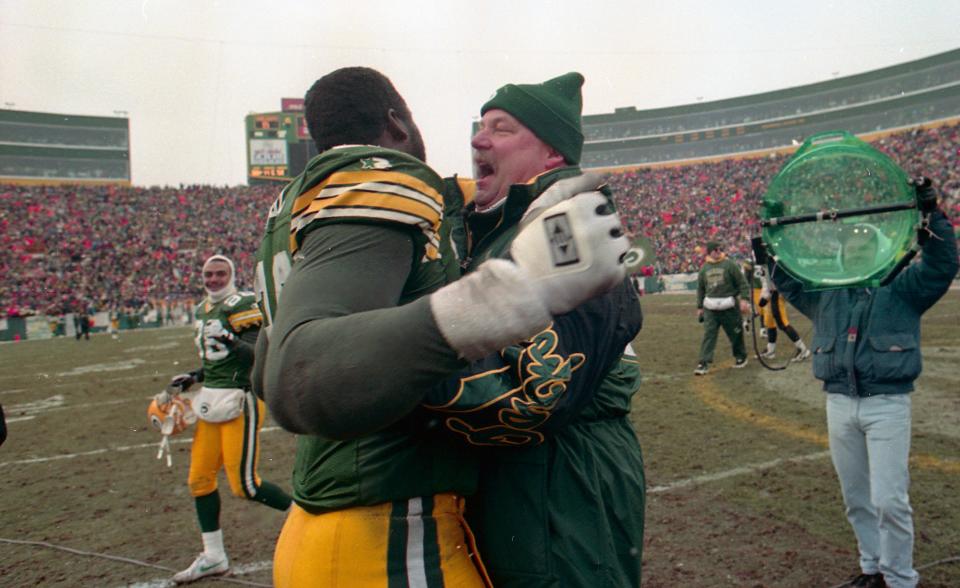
[292,170,443,218]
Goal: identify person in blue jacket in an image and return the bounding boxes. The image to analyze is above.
[769,178,958,588]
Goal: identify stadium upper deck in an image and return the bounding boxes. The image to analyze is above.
[0,109,131,184]
[582,48,960,169]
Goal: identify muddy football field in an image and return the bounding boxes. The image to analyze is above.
[1,291,958,587]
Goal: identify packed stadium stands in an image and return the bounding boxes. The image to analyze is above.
[0,183,276,320]
[1,48,956,334]
[1,122,957,326]
[608,122,960,274]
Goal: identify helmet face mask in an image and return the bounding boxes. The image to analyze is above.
[147,396,196,435]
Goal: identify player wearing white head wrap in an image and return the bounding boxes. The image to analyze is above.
[159,253,292,584]
[202,254,237,303]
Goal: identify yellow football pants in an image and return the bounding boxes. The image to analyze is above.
[274,494,491,588]
[753,289,791,330]
[187,391,265,498]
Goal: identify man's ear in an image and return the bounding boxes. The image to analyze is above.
[385,108,410,144]
[543,147,566,171]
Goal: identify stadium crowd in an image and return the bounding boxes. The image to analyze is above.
[1,124,957,319]
[608,123,960,274]
[0,183,276,319]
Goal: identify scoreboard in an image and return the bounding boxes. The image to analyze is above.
[245,100,317,184]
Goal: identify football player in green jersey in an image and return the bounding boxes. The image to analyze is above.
[161,254,291,584]
[253,67,631,587]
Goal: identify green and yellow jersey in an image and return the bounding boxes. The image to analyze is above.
[193,292,261,389]
[254,145,474,513]
[256,145,459,330]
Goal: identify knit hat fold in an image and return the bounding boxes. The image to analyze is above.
[481,72,585,164]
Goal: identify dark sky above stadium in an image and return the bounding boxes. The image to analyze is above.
[1,0,958,187]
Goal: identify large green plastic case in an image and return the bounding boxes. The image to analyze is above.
[761,131,917,290]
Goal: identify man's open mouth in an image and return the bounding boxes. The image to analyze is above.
[475,161,494,179]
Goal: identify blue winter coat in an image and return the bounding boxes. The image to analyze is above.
[771,210,958,397]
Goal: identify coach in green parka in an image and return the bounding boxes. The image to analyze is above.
[694,240,751,375]
[427,72,646,587]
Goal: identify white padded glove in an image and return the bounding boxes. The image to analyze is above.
[431,190,628,360]
[510,190,628,315]
[203,320,235,345]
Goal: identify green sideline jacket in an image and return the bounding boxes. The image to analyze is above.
[697,255,750,308]
[426,167,647,587]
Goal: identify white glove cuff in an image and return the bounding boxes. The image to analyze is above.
[430,259,552,361]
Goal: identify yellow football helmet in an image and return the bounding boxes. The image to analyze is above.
[147,396,196,435]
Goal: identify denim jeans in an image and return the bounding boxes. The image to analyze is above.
[826,393,918,588]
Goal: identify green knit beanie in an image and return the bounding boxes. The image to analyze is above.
[481,72,585,164]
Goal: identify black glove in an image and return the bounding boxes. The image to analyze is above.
[751,236,768,265]
[910,176,938,214]
[169,369,203,392]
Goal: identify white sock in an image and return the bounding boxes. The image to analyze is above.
[795,339,807,351]
[201,530,226,561]
[766,343,776,355]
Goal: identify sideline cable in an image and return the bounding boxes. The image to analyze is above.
[747,238,812,372]
[747,289,790,371]
[0,537,270,587]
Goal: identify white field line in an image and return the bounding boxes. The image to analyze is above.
[648,450,832,494]
[4,390,198,424]
[2,359,148,379]
[1,372,176,389]
[0,426,283,468]
[7,394,65,413]
[121,342,181,353]
[3,409,828,495]
[4,396,147,423]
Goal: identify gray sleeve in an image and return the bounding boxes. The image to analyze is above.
[251,329,269,401]
[263,222,464,438]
